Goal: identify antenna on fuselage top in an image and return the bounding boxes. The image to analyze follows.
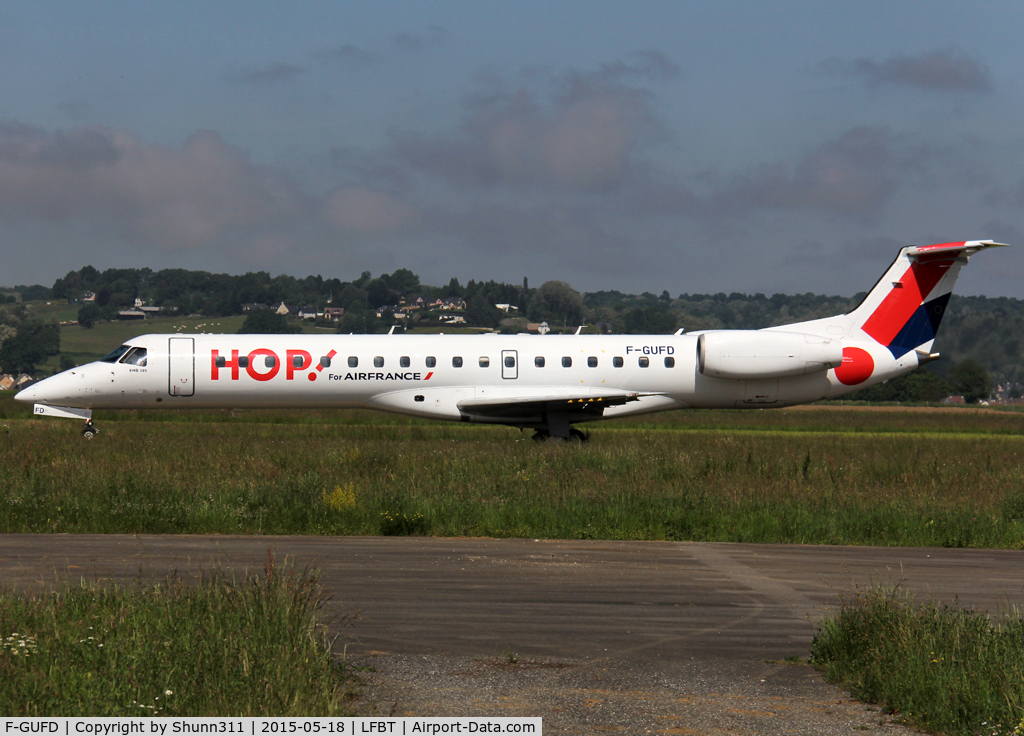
[574,326,583,335]
[674,328,685,335]
[388,325,396,335]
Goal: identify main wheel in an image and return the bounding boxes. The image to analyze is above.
[531,430,550,443]
[81,424,98,439]
[569,428,588,443]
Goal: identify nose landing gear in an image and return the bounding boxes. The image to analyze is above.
[81,420,98,439]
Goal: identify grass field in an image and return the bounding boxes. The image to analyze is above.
[0,554,355,716]
[813,586,1024,736]
[3,393,1024,546]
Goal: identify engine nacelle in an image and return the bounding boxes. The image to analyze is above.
[697,330,844,380]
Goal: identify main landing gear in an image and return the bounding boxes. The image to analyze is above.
[531,428,589,443]
[81,420,98,439]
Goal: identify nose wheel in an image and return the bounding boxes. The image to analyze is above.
[81,420,98,439]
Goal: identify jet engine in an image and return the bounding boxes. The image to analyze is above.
[697,331,844,380]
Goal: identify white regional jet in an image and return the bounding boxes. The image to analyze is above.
[17,241,1006,440]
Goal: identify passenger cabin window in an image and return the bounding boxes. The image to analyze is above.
[504,356,515,368]
[479,356,490,368]
[320,356,331,368]
[292,355,304,367]
[215,356,226,368]
[348,356,358,368]
[100,345,131,363]
[664,356,675,368]
[613,356,623,368]
[562,357,572,368]
[238,356,249,368]
[453,356,463,367]
[426,356,436,368]
[535,356,545,368]
[400,356,410,368]
[374,356,384,368]
[639,357,649,368]
[265,355,276,368]
[587,356,598,368]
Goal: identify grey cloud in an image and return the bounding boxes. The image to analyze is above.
[979,220,1022,245]
[819,47,993,92]
[56,97,91,121]
[313,43,377,66]
[715,126,902,217]
[0,122,310,251]
[619,126,965,222]
[327,146,414,195]
[421,202,647,277]
[584,50,682,85]
[227,62,306,84]
[393,25,448,51]
[390,60,668,192]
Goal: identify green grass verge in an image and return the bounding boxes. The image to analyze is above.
[0,554,355,716]
[3,395,1024,545]
[812,587,1024,736]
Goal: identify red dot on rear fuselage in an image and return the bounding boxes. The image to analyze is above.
[835,347,874,385]
[308,373,317,381]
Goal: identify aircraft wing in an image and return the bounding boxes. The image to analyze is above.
[457,389,658,420]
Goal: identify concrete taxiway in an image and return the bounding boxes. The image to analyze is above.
[1,535,1021,660]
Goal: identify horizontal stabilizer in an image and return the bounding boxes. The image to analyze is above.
[906,240,1008,258]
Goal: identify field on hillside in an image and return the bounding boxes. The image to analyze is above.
[34,311,337,368]
[3,393,1024,546]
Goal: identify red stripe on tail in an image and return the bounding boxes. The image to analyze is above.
[861,259,951,346]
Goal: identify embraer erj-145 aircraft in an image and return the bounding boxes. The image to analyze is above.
[17,240,1006,440]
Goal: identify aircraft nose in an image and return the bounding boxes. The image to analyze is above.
[15,371,77,404]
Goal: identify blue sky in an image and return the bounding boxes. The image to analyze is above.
[2,1,1023,298]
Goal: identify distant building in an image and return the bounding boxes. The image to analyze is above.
[117,309,146,320]
[0,375,15,391]
[324,307,345,321]
[376,305,406,319]
[271,302,298,316]
[242,303,269,312]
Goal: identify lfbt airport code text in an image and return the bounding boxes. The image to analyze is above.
[3,719,540,735]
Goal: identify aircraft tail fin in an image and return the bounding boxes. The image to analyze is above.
[847,240,1007,358]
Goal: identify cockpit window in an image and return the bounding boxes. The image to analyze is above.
[100,345,131,363]
[120,347,148,367]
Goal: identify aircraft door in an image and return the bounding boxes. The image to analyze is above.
[168,337,195,397]
[501,350,518,379]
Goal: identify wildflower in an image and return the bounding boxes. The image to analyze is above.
[165,690,173,696]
